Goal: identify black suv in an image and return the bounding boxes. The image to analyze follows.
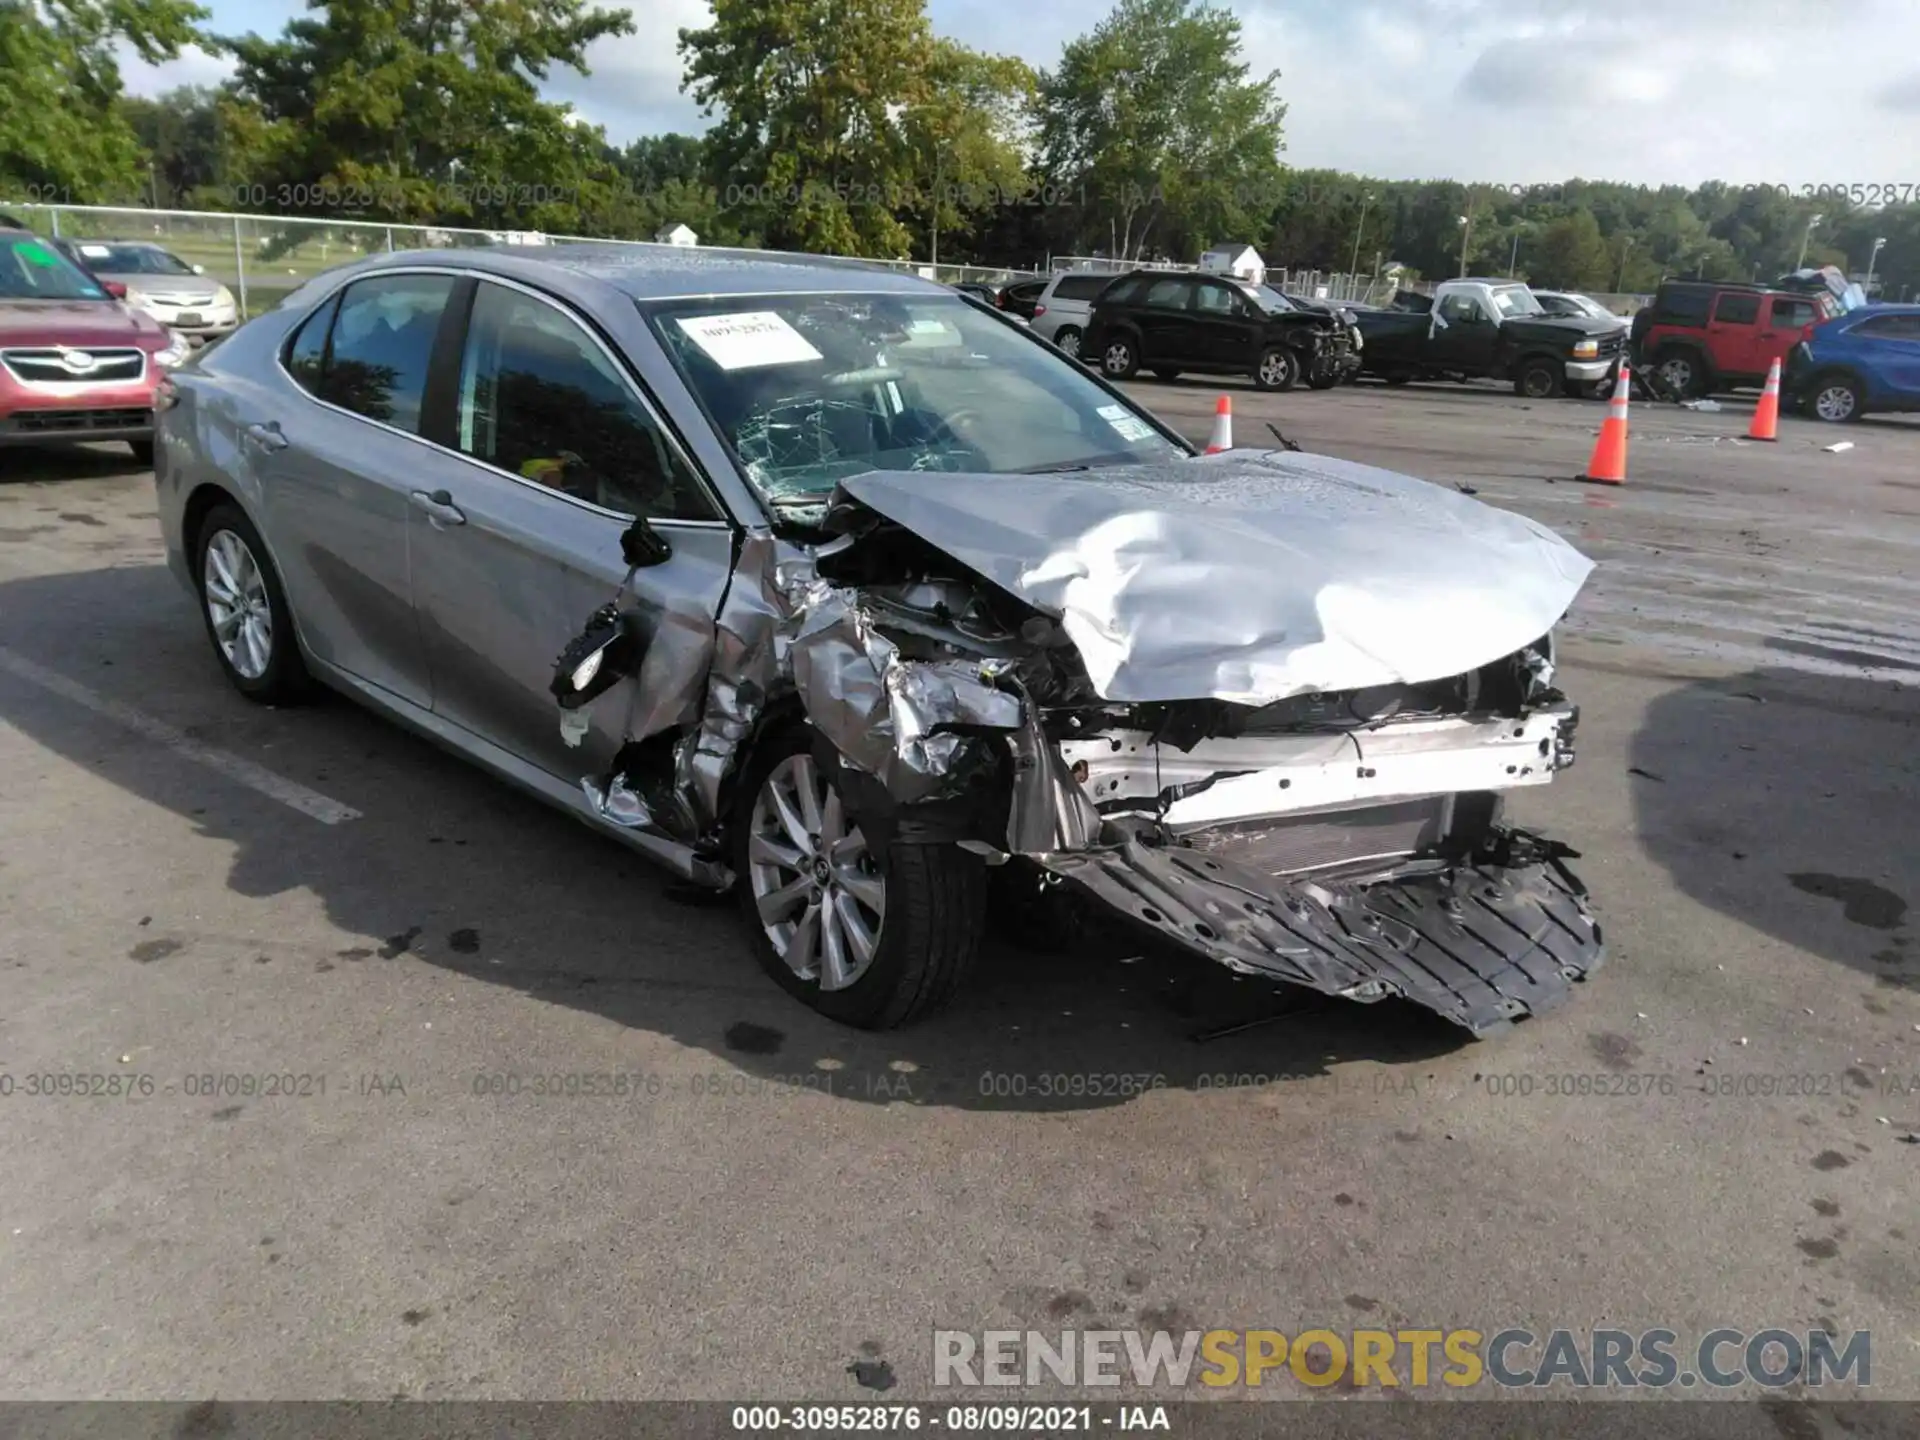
[1081,271,1360,391]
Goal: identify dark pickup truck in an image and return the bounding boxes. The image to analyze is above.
[1355,279,1627,398]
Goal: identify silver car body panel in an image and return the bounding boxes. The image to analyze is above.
[835,449,1593,706]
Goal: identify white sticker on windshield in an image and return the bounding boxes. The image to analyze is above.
[675,311,823,370]
[906,318,948,334]
[79,244,112,258]
[1107,415,1155,442]
[1097,404,1129,420]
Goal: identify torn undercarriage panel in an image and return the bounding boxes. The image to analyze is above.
[1040,822,1605,1038]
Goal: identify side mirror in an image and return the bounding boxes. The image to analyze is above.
[551,604,642,710]
[103,280,128,300]
[620,515,672,568]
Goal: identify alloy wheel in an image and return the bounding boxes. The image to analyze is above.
[1814,384,1856,422]
[203,529,274,680]
[1103,341,1132,375]
[1260,350,1293,387]
[1659,356,1695,394]
[747,754,886,992]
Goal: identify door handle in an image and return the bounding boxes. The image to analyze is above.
[408,489,466,527]
[243,420,288,452]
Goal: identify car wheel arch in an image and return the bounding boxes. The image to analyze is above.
[1804,368,1868,420]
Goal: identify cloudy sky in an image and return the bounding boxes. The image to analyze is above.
[129,0,1920,187]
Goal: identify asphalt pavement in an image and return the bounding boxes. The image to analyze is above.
[0,378,1916,1407]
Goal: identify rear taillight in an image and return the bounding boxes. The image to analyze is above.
[1033,304,1046,317]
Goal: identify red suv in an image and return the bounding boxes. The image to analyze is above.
[1633,280,1839,399]
[1,223,190,465]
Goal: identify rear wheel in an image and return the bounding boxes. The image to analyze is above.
[734,729,987,1029]
[1807,374,1863,423]
[194,502,312,704]
[1254,345,1298,392]
[1053,327,1083,361]
[1101,334,1139,380]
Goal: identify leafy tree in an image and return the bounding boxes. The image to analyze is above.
[0,0,210,202]
[221,0,633,232]
[898,40,1035,263]
[1034,0,1285,261]
[119,85,282,208]
[1530,209,1612,290]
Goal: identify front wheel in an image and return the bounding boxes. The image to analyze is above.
[194,502,312,704]
[1255,345,1298,392]
[1807,374,1863,423]
[733,729,987,1029]
[1100,335,1139,380]
[1514,356,1560,399]
[1654,347,1707,399]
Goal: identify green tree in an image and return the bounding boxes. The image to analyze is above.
[1,0,210,202]
[222,0,633,232]
[1528,208,1612,290]
[898,40,1034,263]
[1035,0,1285,261]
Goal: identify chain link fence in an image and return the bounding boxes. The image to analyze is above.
[2,202,1050,317]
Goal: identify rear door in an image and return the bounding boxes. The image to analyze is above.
[253,271,459,708]
[404,276,736,782]
[1134,277,1199,365]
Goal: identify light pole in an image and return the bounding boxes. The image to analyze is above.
[1616,236,1633,291]
[1349,191,1373,281]
[1508,225,1527,278]
[1457,214,1471,278]
[1865,236,1887,294]
[1797,213,1823,269]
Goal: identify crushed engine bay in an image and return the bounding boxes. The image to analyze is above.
[558,447,1607,1035]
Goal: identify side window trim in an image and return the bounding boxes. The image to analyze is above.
[453,276,728,527]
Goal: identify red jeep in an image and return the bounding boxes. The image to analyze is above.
[1,222,189,465]
[1633,280,1840,399]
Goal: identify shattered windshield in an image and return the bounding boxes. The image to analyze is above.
[642,292,1184,513]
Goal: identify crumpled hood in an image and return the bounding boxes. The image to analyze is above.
[835,449,1594,706]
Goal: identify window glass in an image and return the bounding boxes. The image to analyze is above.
[1143,278,1190,308]
[73,244,196,276]
[1052,275,1113,301]
[0,232,110,300]
[1854,313,1920,339]
[1712,293,1761,325]
[1100,276,1148,306]
[1191,283,1237,315]
[284,293,340,394]
[321,275,455,433]
[1656,287,1711,325]
[458,281,718,521]
[1438,293,1482,323]
[1770,298,1817,329]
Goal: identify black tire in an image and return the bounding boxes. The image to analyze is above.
[1053,326,1083,361]
[193,502,313,705]
[1384,369,1414,387]
[128,439,155,466]
[1804,372,1864,424]
[1254,345,1299,392]
[732,725,987,1030]
[1100,333,1139,380]
[1152,369,1181,382]
[1513,355,1560,399]
[1653,346,1708,399]
[1306,371,1341,391]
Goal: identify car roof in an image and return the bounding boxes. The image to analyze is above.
[348,242,948,300]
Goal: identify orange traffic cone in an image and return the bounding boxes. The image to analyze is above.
[1579,364,1631,484]
[1749,357,1782,441]
[1205,394,1233,453]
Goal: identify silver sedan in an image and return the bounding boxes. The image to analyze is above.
[156,244,1606,1037]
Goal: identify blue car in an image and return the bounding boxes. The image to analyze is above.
[1785,304,1920,423]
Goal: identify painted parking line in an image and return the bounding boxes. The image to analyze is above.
[0,645,361,825]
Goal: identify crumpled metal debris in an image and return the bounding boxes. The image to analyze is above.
[581,774,654,829]
[788,579,1023,804]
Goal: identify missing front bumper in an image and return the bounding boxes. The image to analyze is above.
[1038,826,1604,1038]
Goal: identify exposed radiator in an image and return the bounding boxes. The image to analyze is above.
[1179,796,1450,878]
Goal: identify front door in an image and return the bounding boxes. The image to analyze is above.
[250,272,460,708]
[1134,276,1199,366]
[1758,296,1820,380]
[1431,292,1501,373]
[1186,279,1261,374]
[406,277,737,782]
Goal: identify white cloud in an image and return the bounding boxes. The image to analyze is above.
[118,42,236,97]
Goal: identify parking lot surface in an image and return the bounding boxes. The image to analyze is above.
[1,379,1916,1402]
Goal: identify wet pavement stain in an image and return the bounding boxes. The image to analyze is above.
[1045,1291,1094,1320]
[1787,874,1907,931]
[336,947,373,962]
[379,927,422,959]
[723,1021,785,1055]
[57,513,104,527]
[1344,1295,1381,1312]
[1811,1199,1840,1217]
[847,1357,896,1391]
[1588,1031,1643,1071]
[401,1309,430,1326]
[315,959,335,973]
[130,939,182,963]
[1796,1237,1840,1261]
[211,1107,242,1122]
[1811,1151,1851,1172]
[447,928,481,954]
